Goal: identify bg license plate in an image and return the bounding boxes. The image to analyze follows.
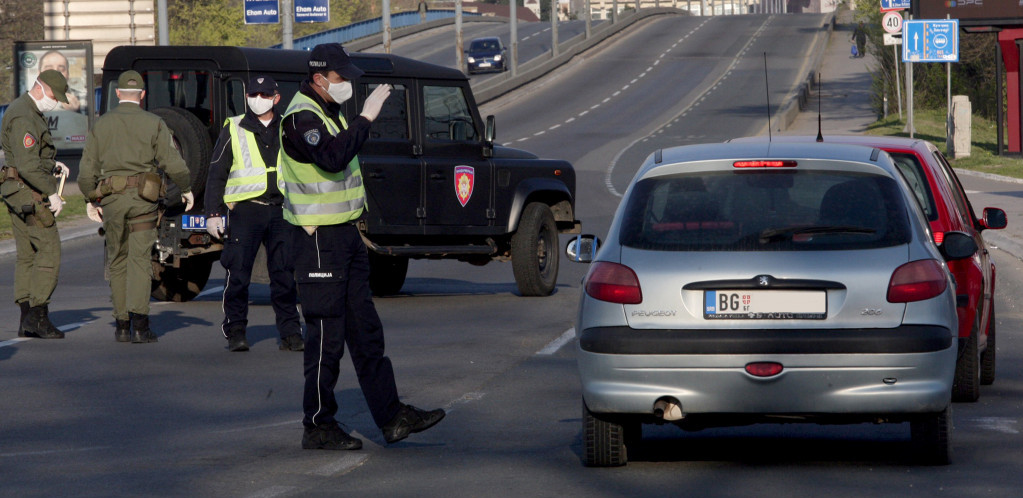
[479,62,492,67]
[704,290,826,319]
[180,214,207,231]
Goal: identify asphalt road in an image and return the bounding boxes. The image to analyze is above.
[5,12,1023,497]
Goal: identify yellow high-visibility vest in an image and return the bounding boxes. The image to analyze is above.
[223,116,283,203]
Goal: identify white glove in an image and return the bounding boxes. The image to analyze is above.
[53,161,70,178]
[360,84,392,122]
[182,192,194,211]
[86,202,103,223]
[47,193,64,216]
[206,216,225,239]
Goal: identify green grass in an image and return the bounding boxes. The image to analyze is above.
[865,108,1023,178]
[0,193,88,240]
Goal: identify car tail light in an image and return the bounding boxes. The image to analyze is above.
[745,362,783,377]
[887,260,948,303]
[585,262,642,304]
[733,160,797,168]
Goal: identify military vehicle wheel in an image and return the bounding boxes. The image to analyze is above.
[151,107,212,212]
[151,254,215,302]
[368,251,409,296]
[511,202,559,296]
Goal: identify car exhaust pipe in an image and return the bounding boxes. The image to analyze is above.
[653,398,683,421]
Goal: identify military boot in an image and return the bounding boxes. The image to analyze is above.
[114,319,131,343]
[27,305,65,339]
[226,325,249,352]
[130,313,158,343]
[17,301,30,337]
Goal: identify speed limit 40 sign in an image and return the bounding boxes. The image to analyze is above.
[883,11,903,34]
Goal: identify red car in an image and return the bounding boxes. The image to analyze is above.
[733,135,1007,401]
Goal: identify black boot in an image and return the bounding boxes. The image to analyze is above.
[130,313,158,343]
[226,325,249,352]
[17,301,30,337]
[28,305,64,339]
[115,319,131,343]
[381,404,446,444]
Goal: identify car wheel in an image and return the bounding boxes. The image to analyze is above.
[151,107,212,212]
[952,319,981,402]
[367,251,409,296]
[980,304,996,385]
[910,405,952,465]
[511,202,559,296]
[150,253,215,302]
[582,401,627,467]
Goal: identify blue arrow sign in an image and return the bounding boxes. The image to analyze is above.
[880,0,910,11]
[902,19,959,63]
[244,0,279,24]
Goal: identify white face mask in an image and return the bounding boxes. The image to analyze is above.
[246,95,275,115]
[319,77,353,104]
[32,87,61,113]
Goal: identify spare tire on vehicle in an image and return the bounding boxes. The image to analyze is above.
[151,106,211,212]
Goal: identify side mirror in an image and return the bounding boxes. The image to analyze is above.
[981,207,1007,230]
[565,234,601,263]
[940,231,979,261]
[483,115,496,158]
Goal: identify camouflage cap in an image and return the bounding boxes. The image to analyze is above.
[117,70,145,91]
[37,69,69,103]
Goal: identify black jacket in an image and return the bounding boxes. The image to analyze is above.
[280,80,372,176]
[205,109,284,217]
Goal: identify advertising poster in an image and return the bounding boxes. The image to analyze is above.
[14,41,94,151]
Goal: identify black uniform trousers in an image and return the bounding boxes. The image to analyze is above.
[220,201,301,338]
[293,222,401,429]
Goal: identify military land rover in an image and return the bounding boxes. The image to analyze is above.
[98,45,579,300]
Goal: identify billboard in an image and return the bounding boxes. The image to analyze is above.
[14,41,95,152]
[915,2,1023,27]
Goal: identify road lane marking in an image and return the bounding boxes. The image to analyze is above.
[970,417,1019,434]
[537,328,575,355]
[0,446,111,458]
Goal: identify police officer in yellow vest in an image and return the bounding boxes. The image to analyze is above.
[77,70,194,343]
[204,75,302,353]
[281,43,444,451]
[0,69,70,339]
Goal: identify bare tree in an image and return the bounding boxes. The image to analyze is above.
[0,0,43,105]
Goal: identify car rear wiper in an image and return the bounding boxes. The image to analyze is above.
[759,225,876,243]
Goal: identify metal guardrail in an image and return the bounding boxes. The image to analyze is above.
[272,10,482,51]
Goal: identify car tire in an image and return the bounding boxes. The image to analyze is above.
[368,251,409,296]
[952,320,981,402]
[151,107,212,213]
[910,405,952,465]
[150,253,215,302]
[980,304,996,385]
[582,401,627,467]
[511,202,559,296]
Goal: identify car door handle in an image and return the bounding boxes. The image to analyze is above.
[430,173,445,180]
[368,172,384,179]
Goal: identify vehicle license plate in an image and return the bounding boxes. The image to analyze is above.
[479,62,492,67]
[181,214,207,231]
[704,290,826,319]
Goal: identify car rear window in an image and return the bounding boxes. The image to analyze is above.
[619,170,911,251]
[887,152,938,222]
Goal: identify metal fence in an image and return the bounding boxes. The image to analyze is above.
[273,10,482,51]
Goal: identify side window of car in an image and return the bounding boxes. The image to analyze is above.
[362,83,409,140]
[227,79,245,117]
[889,152,938,221]
[932,150,976,226]
[423,85,478,142]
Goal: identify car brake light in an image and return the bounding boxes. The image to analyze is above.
[733,160,797,168]
[585,262,642,304]
[745,362,783,377]
[887,260,948,303]
[933,231,944,245]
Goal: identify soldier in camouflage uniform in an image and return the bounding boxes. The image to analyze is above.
[77,71,194,343]
[0,69,71,339]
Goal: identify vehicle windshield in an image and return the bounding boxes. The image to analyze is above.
[470,40,500,52]
[619,170,910,251]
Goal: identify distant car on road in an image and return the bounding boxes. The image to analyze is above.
[567,141,976,466]
[734,134,1007,402]
[466,37,506,74]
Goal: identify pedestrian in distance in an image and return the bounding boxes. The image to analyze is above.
[280,43,445,450]
[852,21,867,59]
[0,69,71,339]
[77,70,195,344]
[204,75,303,353]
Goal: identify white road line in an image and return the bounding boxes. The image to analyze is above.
[248,486,298,498]
[197,285,225,299]
[0,337,30,348]
[0,446,111,458]
[537,328,576,355]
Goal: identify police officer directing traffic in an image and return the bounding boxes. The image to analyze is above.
[281,43,444,450]
[204,75,303,353]
[78,70,195,343]
[0,69,70,339]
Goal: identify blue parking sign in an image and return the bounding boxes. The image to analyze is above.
[880,0,910,12]
[244,0,279,24]
[902,20,959,63]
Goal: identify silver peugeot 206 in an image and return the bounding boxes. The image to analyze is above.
[567,142,976,467]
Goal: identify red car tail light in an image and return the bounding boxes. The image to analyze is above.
[887,260,948,303]
[733,160,797,168]
[745,362,784,377]
[585,262,642,304]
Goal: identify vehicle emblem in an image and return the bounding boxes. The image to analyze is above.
[861,308,883,316]
[454,165,474,207]
[23,133,36,148]
[757,275,769,287]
